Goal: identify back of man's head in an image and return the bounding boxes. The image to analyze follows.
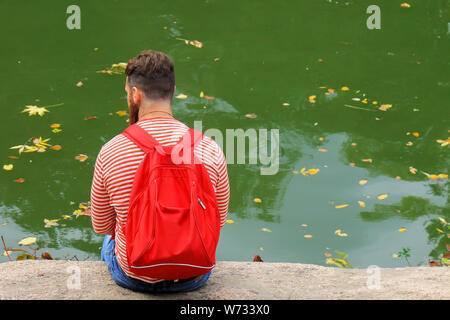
[125,50,175,101]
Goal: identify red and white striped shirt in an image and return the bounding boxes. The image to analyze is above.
[90,117,229,283]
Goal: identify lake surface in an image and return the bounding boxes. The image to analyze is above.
[0,0,448,268]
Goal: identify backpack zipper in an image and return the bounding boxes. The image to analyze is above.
[198,197,206,210]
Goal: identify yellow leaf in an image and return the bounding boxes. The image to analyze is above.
[341,86,349,91]
[175,93,188,99]
[18,237,37,246]
[409,166,417,174]
[301,224,308,227]
[335,204,349,209]
[245,113,257,119]
[21,105,49,117]
[438,217,448,225]
[3,164,13,171]
[401,3,411,8]
[307,168,320,175]
[304,234,313,238]
[253,198,262,203]
[50,123,61,128]
[377,194,388,200]
[199,91,204,98]
[398,228,407,232]
[282,103,290,106]
[116,110,128,117]
[412,132,420,137]
[359,179,368,185]
[225,219,234,224]
[436,228,444,233]
[260,228,272,232]
[358,201,366,208]
[317,148,328,152]
[438,174,448,179]
[362,158,373,163]
[379,104,392,111]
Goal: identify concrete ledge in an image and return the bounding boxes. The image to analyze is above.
[0,260,448,300]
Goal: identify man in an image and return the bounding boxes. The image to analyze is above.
[90,50,229,292]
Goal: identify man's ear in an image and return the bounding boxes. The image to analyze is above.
[131,86,142,104]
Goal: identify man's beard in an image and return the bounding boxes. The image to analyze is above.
[129,101,140,125]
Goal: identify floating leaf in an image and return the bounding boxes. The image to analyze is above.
[245,113,257,119]
[76,81,84,87]
[3,164,13,171]
[13,178,25,183]
[341,86,349,91]
[358,201,366,208]
[225,219,235,224]
[308,95,316,103]
[412,132,420,137]
[317,148,328,152]
[398,228,407,232]
[75,154,88,162]
[18,237,37,246]
[282,103,290,106]
[335,204,349,209]
[175,93,188,99]
[116,110,128,117]
[436,228,444,233]
[401,3,411,8]
[409,166,417,174]
[253,198,262,203]
[304,234,313,238]
[21,105,49,117]
[377,194,388,200]
[361,158,373,163]
[358,179,368,185]
[438,217,448,225]
[335,229,348,237]
[84,116,97,120]
[44,219,59,228]
[177,38,203,48]
[379,104,392,111]
[436,138,450,147]
[260,228,272,233]
[50,145,62,151]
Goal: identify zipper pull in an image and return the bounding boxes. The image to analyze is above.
[198,198,206,210]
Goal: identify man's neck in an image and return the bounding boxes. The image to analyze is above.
[138,100,174,121]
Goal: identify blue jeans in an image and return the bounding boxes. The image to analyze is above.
[100,235,211,293]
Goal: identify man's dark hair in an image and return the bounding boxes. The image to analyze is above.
[125,50,175,101]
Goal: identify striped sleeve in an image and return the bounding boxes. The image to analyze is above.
[214,143,230,228]
[90,149,116,235]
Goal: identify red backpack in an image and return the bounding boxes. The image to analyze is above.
[120,123,221,280]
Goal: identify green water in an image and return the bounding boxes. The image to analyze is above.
[0,0,448,268]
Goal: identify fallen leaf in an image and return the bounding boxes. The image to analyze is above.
[253,198,262,203]
[18,237,37,246]
[76,81,83,87]
[3,164,13,171]
[41,251,54,260]
[341,86,349,91]
[253,254,263,262]
[335,204,349,209]
[358,200,366,208]
[362,158,373,163]
[75,154,88,162]
[282,103,290,106]
[335,229,348,237]
[377,194,388,200]
[300,224,308,227]
[398,228,407,232]
[412,132,420,137]
[245,113,257,119]
[44,218,59,228]
[50,123,61,129]
[359,179,368,185]
[116,110,128,117]
[8,156,19,159]
[379,104,392,111]
[409,166,418,174]
[84,116,97,120]
[225,219,234,224]
[401,3,411,8]
[21,105,49,117]
[175,93,188,99]
[436,228,444,233]
[317,148,328,152]
[436,138,450,147]
[303,234,313,238]
[13,178,25,183]
[50,145,62,151]
[260,228,272,232]
[308,95,316,103]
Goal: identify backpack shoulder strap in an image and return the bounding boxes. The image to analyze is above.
[122,124,164,154]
